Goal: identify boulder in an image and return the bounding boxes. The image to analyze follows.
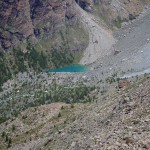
[118,80,130,89]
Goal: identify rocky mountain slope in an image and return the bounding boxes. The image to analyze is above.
[0,0,150,149]
[0,0,76,49]
[1,0,150,50]
[74,2,115,64]
[74,0,150,65]
[0,74,149,149]
[0,0,89,87]
[78,0,150,28]
[0,0,150,80]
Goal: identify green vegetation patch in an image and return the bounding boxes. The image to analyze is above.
[0,53,12,89]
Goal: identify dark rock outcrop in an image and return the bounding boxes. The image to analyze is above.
[75,0,93,12]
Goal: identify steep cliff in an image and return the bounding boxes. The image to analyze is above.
[0,0,77,50]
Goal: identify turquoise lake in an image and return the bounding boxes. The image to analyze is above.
[48,64,88,73]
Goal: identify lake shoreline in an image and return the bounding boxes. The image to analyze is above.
[48,64,89,73]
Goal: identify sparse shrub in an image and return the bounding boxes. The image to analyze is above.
[61,106,64,110]
[5,134,9,142]
[12,124,16,131]
[7,138,12,148]
[22,115,27,120]
[71,104,74,108]
[1,131,6,138]
[58,112,61,118]
[129,14,136,20]
[114,16,122,28]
